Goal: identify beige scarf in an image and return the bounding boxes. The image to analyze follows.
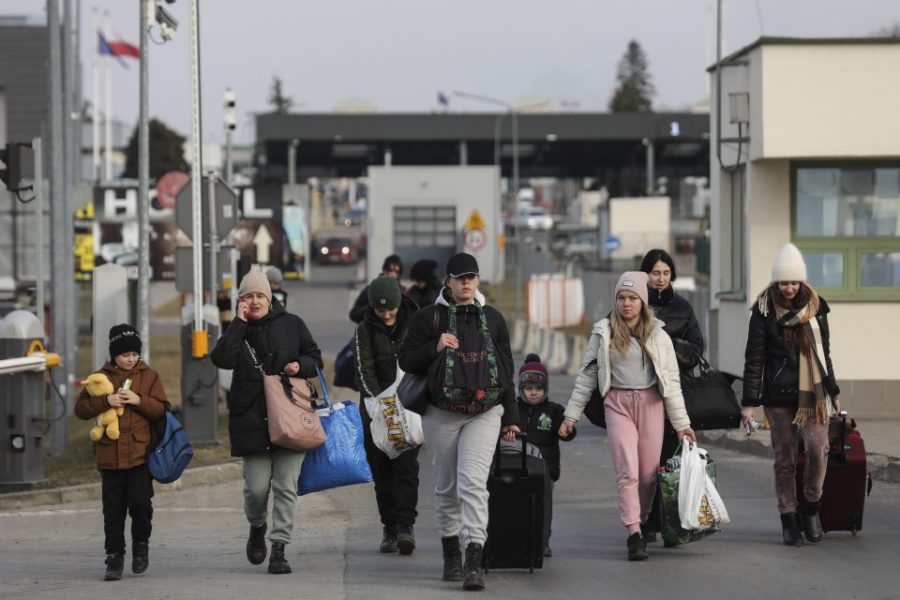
[765,292,833,426]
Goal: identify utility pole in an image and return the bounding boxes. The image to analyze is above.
[47,0,70,455]
[138,0,151,361]
[189,0,206,357]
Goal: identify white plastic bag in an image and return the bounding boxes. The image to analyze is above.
[364,368,425,459]
[678,442,730,530]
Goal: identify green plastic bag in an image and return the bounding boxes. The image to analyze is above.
[658,447,721,546]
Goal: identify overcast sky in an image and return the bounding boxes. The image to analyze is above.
[4,0,900,144]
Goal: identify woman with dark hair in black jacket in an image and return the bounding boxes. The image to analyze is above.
[639,248,705,542]
[742,243,840,546]
[354,276,421,556]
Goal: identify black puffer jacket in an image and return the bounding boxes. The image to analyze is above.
[355,295,418,398]
[211,303,323,456]
[648,286,704,371]
[398,288,519,426]
[742,295,839,408]
[516,397,575,481]
[406,282,442,310]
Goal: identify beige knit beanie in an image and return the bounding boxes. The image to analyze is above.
[238,266,272,302]
[614,271,649,307]
[770,243,807,283]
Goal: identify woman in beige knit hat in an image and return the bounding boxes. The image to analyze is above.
[211,266,323,575]
[560,271,695,561]
[742,243,841,546]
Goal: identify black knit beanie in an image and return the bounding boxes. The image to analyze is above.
[109,323,142,359]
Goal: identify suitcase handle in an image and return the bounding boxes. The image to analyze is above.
[493,431,529,479]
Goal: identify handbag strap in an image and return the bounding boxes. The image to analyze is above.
[315,364,334,413]
[244,340,266,376]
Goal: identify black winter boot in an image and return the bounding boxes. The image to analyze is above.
[626,532,648,561]
[397,525,416,555]
[780,512,805,546]
[104,552,124,581]
[132,540,149,574]
[380,524,399,553]
[462,543,485,591]
[246,523,267,565]
[800,501,824,543]
[267,541,291,574]
[441,536,463,582]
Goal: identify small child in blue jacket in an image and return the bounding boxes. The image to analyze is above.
[516,353,576,557]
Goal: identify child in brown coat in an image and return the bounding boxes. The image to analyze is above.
[75,324,170,581]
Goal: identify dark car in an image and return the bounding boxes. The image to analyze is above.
[318,237,359,265]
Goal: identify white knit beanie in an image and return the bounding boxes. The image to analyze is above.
[770,243,807,283]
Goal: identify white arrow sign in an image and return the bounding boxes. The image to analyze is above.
[253,223,273,263]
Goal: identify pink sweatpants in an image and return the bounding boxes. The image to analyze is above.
[604,387,665,532]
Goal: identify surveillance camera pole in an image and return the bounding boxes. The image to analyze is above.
[189,0,206,357]
[137,0,151,361]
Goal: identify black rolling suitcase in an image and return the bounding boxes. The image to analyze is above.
[482,433,547,573]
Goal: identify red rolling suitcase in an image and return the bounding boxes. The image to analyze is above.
[797,415,872,534]
[482,433,547,573]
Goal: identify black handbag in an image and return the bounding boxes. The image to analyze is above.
[333,336,359,391]
[397,371,429,415]
[671,357,742,431]
[583,387,606,428]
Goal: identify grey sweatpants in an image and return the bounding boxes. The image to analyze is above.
[242,447,304,544]
[422,405,503,547]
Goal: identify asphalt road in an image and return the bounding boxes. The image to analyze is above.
[5,265,899,599]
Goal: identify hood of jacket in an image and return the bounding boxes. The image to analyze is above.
[436,286,487,308]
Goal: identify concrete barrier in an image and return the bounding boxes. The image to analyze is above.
[546,330,570,374]
[567,335,587,376]
[523,323,542,356]
[538,326,554,363]
[510,319,527,354]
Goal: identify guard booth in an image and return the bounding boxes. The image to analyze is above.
[0,310,56,490]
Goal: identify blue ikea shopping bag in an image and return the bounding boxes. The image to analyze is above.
[297,367,372,495]
[147,413,194,484]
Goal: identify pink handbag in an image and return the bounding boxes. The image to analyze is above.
[246,342,326,451]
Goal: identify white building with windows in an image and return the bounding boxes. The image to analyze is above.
[710,37,900,418]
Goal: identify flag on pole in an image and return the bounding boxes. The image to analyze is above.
[437,91,449,107]
[99,33,140,67]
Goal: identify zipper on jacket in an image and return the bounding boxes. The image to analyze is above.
[772,358,787,382]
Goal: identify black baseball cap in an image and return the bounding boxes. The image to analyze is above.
[446,252,479,278]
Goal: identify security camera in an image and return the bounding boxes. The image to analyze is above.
[224,88,236,109]
[155,5,178,41]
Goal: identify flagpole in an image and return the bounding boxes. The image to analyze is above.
[92,9,100,181]
[104,11,112,181]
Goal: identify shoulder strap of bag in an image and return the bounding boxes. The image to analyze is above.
[243,340,265,375]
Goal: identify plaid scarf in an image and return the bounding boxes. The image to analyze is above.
[760,290,833,426]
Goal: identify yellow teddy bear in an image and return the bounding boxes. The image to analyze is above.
[84,372,125,442]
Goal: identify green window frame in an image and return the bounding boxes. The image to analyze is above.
[792,162,900,301]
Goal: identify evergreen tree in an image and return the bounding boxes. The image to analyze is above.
[268,76,294,113]
[608,40,655,113]
[122,118,188,179]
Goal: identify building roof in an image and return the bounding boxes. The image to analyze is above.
[708,35,900,71]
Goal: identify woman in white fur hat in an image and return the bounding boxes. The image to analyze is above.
[742,243,841,546]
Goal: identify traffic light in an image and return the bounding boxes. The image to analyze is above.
[0,142,22,191]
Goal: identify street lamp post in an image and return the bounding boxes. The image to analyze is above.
[452,90,522,317]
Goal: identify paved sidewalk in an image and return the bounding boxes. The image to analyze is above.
[699,418,900,484]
